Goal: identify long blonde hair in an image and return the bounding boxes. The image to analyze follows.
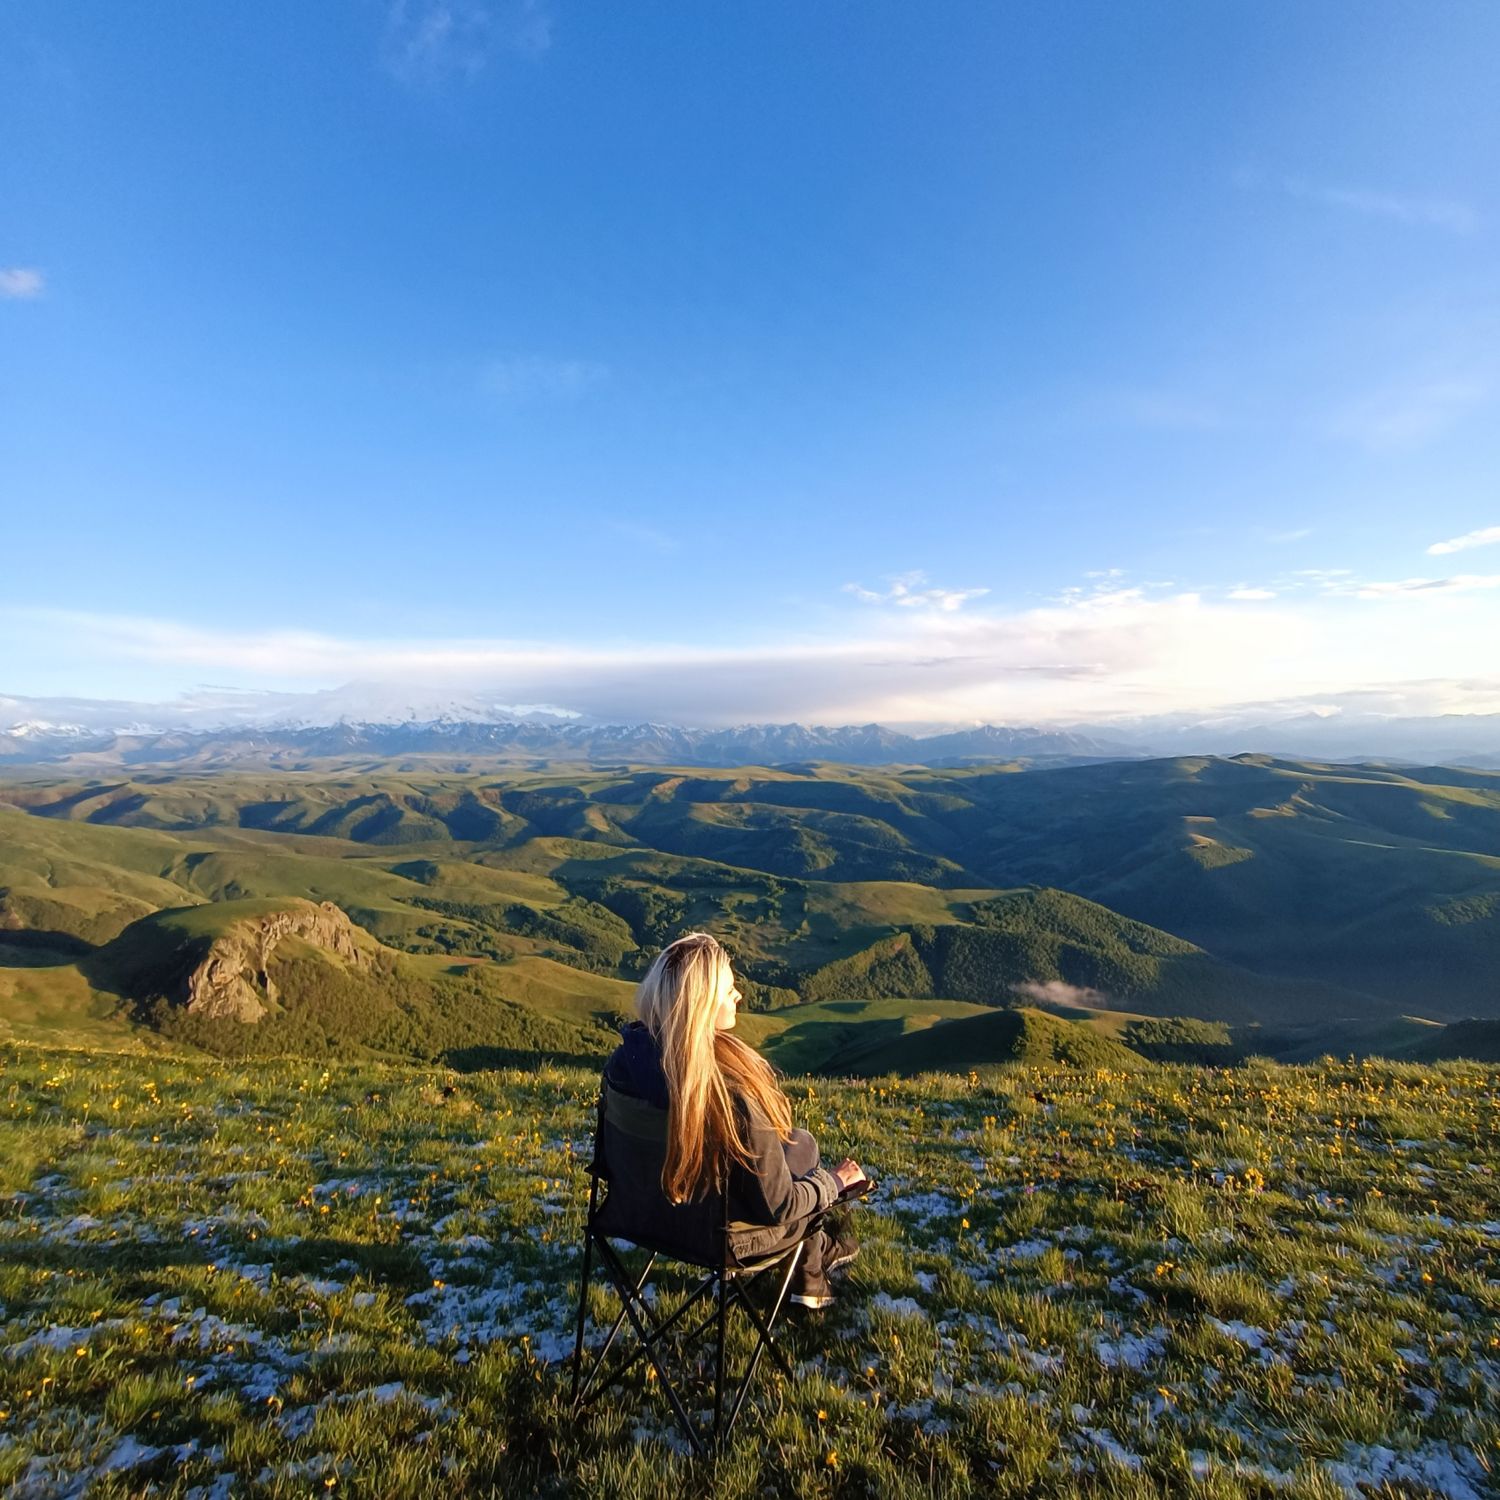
[634,932,793,1204]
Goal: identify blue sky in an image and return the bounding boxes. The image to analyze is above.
[3,2,1499,726]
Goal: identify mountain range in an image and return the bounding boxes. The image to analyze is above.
[5,683,1500,767]
[0,716,1130,768]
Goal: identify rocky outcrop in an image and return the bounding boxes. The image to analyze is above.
[184,900,368,1023]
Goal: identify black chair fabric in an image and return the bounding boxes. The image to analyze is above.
[570,1086,827,1457]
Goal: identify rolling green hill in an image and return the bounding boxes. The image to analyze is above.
[735,996,993,1074]
[5,754,1500,1062]
[1404,1016,1500,1062]
[794,888,1362,1022]
[840,1004,1147,1075]
[927,754,1500,1013]
[92,896,632,1066]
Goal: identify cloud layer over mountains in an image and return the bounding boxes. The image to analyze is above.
[4,681,1500,768]
[6,562,1500,736]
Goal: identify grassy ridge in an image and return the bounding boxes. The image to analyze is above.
[841,1007,1149,1076]
[0,1043,1494,1497]
[736,998,994,1075]
[6,756,1500,1066]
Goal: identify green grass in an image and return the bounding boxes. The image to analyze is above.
[736,997,992,1074]
[0,956,143,1051]
[841,1006,1149,1075]
[0,1044,1494,1497]
[0,805,204,945]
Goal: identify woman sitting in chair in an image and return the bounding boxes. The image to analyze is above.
[600,931,867,1309]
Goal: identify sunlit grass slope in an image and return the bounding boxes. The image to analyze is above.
[0,805,203,944]
[0,1044,1494,1498]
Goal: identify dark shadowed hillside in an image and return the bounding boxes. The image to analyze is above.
[839,1004,1147,1075]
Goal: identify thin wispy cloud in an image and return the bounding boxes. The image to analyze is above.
[1328,378,1487,451]
[381,0,551,86]
[1228,587,1277,601]
[1253,171,1480,234]
[0,267,45,299]
[1328,574,1500,600]
[1053,573,1178,608]
[480,355,608,400]
[1106,388,1223,432]
[1054,585,1147,610]
[1428,525,1500,557]
[844,572,989,613]
[607,520,679,555]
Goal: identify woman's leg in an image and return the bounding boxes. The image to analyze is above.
[787,1208,858,1308]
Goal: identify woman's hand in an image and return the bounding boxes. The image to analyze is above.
[832,1158,867,1192]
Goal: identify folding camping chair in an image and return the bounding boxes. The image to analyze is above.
[569,1085,829,1459]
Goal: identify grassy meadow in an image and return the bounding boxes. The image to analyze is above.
[1,1043,1495,1498]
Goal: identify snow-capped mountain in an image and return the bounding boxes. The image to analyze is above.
[3,684,1499,768]
[0,689,1137,768]
[0,685,580,737]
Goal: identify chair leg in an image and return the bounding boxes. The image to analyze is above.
[713,1271,727,1454]
[580,1265,718,1405]
[574,1228,818,1456]
[570,1208,597,1406]
[724,1241,805,1436]
[608,1265,710,1461]
[594,1248,658,1366]
[575,1242,661,1409]
[738,1240,804,1382]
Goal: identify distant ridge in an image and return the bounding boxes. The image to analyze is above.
[7,685,1500,765]
[0,718,1135,769]
[840,1005,1147,1075]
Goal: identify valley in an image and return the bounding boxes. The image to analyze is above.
[3,753,1499,1067]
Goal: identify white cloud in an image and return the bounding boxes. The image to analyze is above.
[1227,588,1277,601]
[9,577,1500,727]
[481,355,608,400]
[1428,525,1500,557]
[844,572,989,613]
[1271,174,1479,234]
[1328,574,1500,599]
[0,267,45,299]
[1012,979,1107,1009]
[381,0,550,86]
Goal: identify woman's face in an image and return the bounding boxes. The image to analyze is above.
[715,969,742,1031]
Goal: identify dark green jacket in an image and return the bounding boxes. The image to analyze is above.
[596,1029,840,1265]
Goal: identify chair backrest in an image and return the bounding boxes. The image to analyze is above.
[591,1082,729,1267]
